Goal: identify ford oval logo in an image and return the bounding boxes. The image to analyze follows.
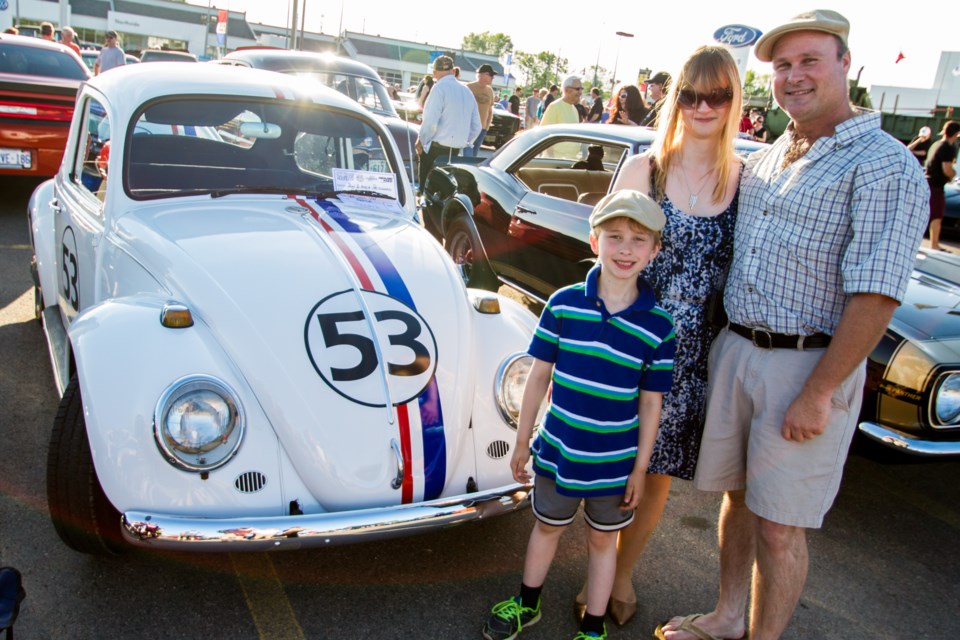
[713,24,762,48]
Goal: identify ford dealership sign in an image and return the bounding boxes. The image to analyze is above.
[713,25,762,48]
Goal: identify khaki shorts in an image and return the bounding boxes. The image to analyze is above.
[694,328,865,528]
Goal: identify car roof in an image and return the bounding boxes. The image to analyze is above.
[85,62,374,122]
[0,33,75,53]
[222,48,382,82]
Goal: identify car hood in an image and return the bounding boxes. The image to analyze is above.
[891,271,960,360]
[112,196,477,509]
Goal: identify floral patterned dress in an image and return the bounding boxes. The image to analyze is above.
[645,187,738,480]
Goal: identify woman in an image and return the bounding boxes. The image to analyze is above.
[575,45,744,626]
[417,75,434,109]
[607,84,648,126]
[752,113,768,142]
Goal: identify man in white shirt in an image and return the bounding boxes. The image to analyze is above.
[416,55,481,192]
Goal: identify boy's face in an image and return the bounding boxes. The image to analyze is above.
[589,218,660,283]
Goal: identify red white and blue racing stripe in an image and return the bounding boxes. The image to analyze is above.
[296,196,447,504]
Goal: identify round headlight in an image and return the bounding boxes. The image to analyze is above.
[495,353,545,429]
[934,373,960,425]
[155,376,244,471]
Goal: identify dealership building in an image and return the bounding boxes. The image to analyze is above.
[1,0,514,90]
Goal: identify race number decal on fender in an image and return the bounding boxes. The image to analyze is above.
[304,289,438,407]
[60,227,79,312]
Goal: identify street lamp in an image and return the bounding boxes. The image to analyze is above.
[611,31,634,91]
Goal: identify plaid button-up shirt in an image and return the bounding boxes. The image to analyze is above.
[725,111,929,336]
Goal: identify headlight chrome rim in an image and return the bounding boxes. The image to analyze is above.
[154,375,245,472]
[495,352,539,430]
[931,371,960,427]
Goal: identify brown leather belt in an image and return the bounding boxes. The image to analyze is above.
[728,323,832,350]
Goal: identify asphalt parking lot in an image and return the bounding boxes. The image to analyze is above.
[1,175,959,639]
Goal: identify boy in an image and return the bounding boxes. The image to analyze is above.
[482,190,675,640]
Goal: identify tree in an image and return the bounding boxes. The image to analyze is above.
[743,69,771,104]
[515,51,568,91]
[461,32,513,58]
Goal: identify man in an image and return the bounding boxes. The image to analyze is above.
[509,86,521,117]
[415,55,480,193]
[524,89,541,130]
[539,76,582,126]
[39,22,55,41]
[465,63,497,157]
[657,10,928,640]
[587,87,604,123]
[924,120,959,251]
[61,26,81,55]
[639,71,670,127]
[94,30,126,75]
[540,85,559,119]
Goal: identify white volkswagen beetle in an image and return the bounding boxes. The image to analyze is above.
[28,63,538,554]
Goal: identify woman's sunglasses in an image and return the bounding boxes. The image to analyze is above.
[677,87,733,109]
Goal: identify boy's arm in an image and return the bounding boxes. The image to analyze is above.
[622,390,663,508]
[510,358,553,484]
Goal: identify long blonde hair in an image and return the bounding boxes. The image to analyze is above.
[651,46,743,205]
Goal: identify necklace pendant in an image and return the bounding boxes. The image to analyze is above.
[688,194,698,209]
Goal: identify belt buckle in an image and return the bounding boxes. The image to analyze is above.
[751,328,773,349]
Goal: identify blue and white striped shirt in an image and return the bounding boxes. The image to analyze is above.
[726,111,928,335]
[528,265,675,497]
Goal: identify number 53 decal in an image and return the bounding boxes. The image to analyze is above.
[304,290,438,407]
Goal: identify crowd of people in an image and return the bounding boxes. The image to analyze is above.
[475,8,934,640]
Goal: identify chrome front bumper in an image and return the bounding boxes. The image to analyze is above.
[121,483,530,551]
[857,421,960,456]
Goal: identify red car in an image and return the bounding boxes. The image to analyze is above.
[0,34,89,177]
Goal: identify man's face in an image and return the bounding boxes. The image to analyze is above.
[105,34,117,46]
[479,72,494,86]
[648,83,664,101]
[771,30,850,130]
[562,81,583,104]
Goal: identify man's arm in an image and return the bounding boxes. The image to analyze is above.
[781,292,897,441]
[942,159,956,181]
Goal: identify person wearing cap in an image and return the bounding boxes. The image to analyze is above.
[639,71,671,128]
[482,189,674,640]
[924,120,959,251]
[907,125,933,165]
[464,63,497,157]
[540,75,583,127]
[94,30,126,75]
[415,55,481,192]
[656,10,928,640]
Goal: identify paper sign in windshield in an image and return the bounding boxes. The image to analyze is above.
[333,168,398,199]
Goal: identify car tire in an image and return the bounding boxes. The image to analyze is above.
[444,218,498,291]
[46,376,126,555]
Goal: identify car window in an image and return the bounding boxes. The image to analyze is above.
[72,96,110,204]
[0,43,88,80]
[286,71,398,117]
[125,97,401,201]
[511,139,628,205]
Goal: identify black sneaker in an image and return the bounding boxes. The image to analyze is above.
[482,596,541,640]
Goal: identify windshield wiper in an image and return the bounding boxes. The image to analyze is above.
[313,189,395,200]
[209,185,325,199]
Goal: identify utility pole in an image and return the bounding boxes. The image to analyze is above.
[611,31,634,91]
[289,0,299,49]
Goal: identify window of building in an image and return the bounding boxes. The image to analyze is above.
[378,69,402,88]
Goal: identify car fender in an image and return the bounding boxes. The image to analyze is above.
[27,178,59,310]
[68,295,289,517]
[465,291,538,488]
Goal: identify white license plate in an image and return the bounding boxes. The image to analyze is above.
[0,148,32,169]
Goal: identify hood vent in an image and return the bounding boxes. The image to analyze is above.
[234,471,267,493]
[486,440,510,460]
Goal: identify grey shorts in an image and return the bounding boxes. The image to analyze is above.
[694,328,865,529]
[531,475,635,531]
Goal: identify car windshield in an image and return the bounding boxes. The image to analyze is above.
[125,97,402,203]
[284,71,399,118]
[0,43,88,80]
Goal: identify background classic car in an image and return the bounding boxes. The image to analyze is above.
[0,34,89,177]
[421,123,765,300]
[28,62,539,555]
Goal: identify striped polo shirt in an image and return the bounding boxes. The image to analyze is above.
[528,265,676,497]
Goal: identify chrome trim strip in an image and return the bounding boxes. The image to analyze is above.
[121,483,531,551]
[857,421,960,456]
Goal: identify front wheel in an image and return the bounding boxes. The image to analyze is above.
[46,376,126,555]
[444,218,498,291]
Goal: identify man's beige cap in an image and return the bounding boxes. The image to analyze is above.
[754,9,850,62]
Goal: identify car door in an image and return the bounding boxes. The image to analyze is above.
[502,137,629,300]
[53,92,110,328]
